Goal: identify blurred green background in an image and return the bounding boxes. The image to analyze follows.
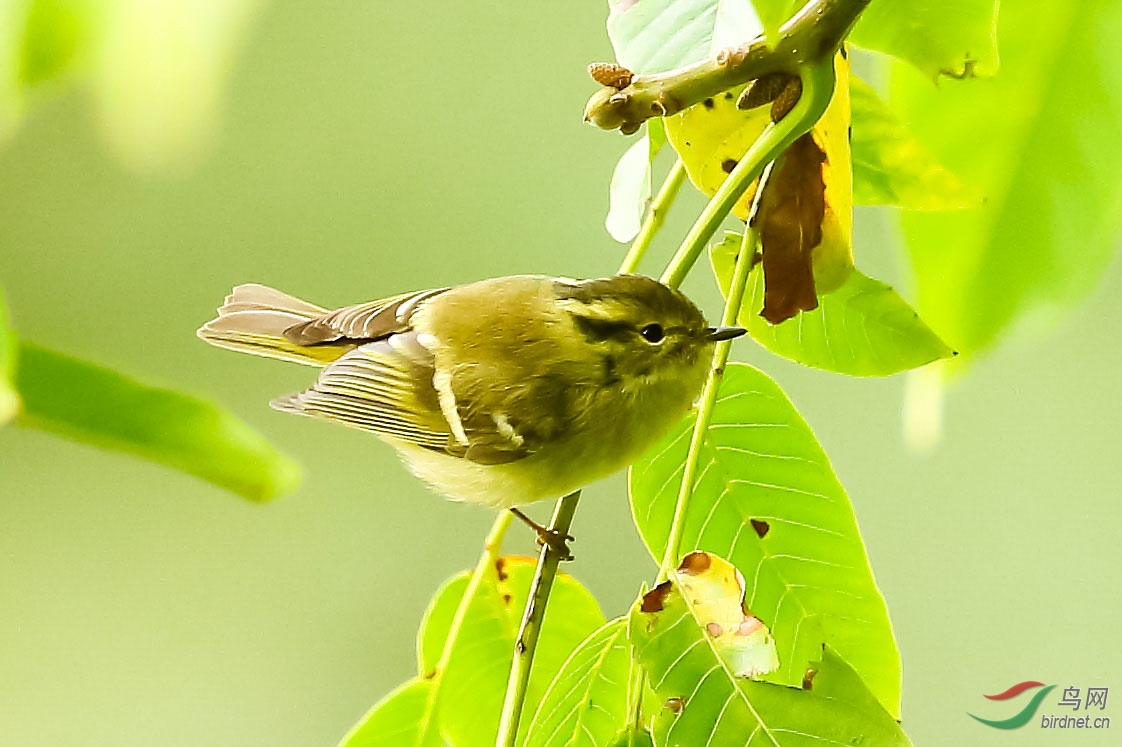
[2,2,1120,745]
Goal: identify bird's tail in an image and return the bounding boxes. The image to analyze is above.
[197,284,348,367]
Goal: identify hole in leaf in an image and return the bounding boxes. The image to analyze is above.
[641,581,672,612]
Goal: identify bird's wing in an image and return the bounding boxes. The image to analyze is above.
[283,287,451,346]
[271,332,532,464]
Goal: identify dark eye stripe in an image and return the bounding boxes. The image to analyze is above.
[571,314,632,343]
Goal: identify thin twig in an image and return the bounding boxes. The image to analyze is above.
[619,159,688,275]
[584,0,869,133]
[495,491,581,747]
[661,59,836,290]
[493,154,691,747]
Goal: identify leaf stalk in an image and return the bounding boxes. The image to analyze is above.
[658,220,762,580]
[619,159,688,275]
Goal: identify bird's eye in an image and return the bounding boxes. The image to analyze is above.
[640,324,664,343]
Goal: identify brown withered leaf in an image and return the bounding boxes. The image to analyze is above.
[756,133,827,324]
[737,72,793,111]
[769,76,803,122]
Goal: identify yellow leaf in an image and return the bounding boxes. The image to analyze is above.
[672,551,779,678]
[665,51,854,309]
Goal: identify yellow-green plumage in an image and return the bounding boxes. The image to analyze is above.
[198,275,737,508]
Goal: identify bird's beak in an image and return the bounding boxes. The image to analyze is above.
[706,326,747,342]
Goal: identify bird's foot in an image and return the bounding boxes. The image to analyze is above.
[508,508,574,561]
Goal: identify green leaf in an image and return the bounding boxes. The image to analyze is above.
[14,342,300,501]
[749,0,799,45]
[606,121,671,243]
[0,285,18,426]
[607,135,653,243]
[417,556,604,747]
[523,618,632,747]
[18,0,95,87]
[850,75,974,210]
[629,579,911,747]
[338,678,440,747]
[629,363,901,716]
[607,0,762,75]
[892,0,1122,359]
[850,0,998,79]
[711,233,953,375]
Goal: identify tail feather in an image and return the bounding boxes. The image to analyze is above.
[198,284,350,367]
[216,283,327,318]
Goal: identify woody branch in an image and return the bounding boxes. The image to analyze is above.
[583,0,871,134]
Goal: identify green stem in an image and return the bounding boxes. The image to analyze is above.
[584,0,869,133]
[495,490,581,747]
[658,223,760,581]
[660,59,836,290]
[619,159,687,275]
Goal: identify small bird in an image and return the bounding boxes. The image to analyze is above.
[198,275,743,546]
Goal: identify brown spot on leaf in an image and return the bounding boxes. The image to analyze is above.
[706,622,723,638]
[802,667,818,690]
[756,133,826,324]
[588,62,633,89]
[502,593,513,606]
[495,557,508,582]
[703,97,715,109]
[665,697,686,713]
[678,551,711,574]
[423,668,438,680]
[721,158,738,174]
[750,519,770,538]
[737,617,763,636]
[641,581,672,612]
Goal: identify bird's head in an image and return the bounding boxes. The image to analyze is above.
[553,274,744,392]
